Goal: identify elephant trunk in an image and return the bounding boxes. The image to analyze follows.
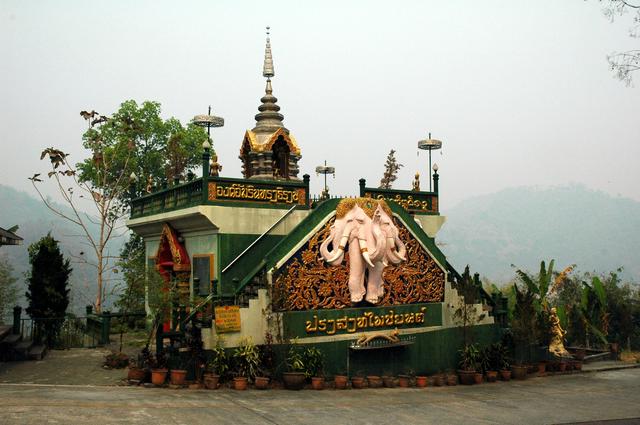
[324,221,354,264]
[386,235,407,264]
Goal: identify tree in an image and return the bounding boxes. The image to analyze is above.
[453,266,485,347]
[379,149,404,189]
[600,0,640,85]
[30,100,207,313]
[0,256,18,324]
[26,234,71,347]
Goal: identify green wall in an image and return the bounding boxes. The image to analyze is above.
[272,324,501,377]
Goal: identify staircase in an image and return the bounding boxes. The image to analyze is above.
[0,319,47,362]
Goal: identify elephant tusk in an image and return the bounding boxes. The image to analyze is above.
[325,234,348,263]
[359,238,375,268]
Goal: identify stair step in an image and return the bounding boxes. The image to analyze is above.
[1,333,21,345]
[13,340,33,359]
[27,345,47,361]
[0,325,11,341]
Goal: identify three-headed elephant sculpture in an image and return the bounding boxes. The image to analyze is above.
[320,198,407,304]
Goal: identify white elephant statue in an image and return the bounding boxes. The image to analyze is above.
[320,198,407,304]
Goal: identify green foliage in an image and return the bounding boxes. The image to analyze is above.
[458,343,480,371]
[303,347,325,378]
[25,233,72,347]
[453,266,484,346]
[285,344,306,373]
[232,338,260,381]
[114,234,146,315]
[77,100,207,201]
[486,342,510,371]
[206,343,230,378]
[0,256,18,324]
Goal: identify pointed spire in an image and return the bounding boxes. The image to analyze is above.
[252,26,288,136]
[263,26,275,79]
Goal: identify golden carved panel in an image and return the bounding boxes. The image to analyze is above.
[273,217,445,311]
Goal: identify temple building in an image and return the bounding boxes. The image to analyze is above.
[126,31,501,376]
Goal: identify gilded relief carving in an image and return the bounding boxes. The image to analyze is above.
[273,215,444,311]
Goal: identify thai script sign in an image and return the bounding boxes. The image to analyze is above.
[209,182,306,206]
[364,190,438,214]
[214,305,241,333]
[282,303,442,338]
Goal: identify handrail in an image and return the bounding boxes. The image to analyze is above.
[221,204,298,274]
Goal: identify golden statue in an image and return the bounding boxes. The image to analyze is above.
[412,172,420,191]
[209,153,223,177]
[548,307,570,357]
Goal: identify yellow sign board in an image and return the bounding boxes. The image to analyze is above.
[214,306,241,333]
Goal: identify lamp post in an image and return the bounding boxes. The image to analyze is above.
[193,106,224,179]
[417,133,442,192]
[315,160,335,200]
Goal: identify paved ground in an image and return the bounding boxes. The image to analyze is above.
[1,365,639,424]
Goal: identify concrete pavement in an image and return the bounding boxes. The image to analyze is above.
[1,368,639,424]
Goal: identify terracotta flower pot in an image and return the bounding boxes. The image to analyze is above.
[458,370,475,385]
[382,376,396,388]
[203,373,220,390]
[415,376,428,388]
[537,362,547,375]
[334,375,348,390]
[447,374,458,386]
[473,372,483,385]
[233,377,248,390]
[485,370,498,383]
[511,365,528,380]
[366,375,382,388]
[170,369,187,386]
[397,375,410,388]
[311,377,325,390]
[434,374,446,387]
[574,361,583,371]
[254,376,270,390]
[500,369,512,381]
[558,362,567,372]
[351,376,365,389]
[151,368,168,386]
[282,372,306,390]
[128,367,146,382]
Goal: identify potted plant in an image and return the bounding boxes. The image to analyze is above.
[446,369,458,386]
[415,374,428,388]
[303,346,325,390]
[458,343,480,385]
[232,338,260,390]
[351,371,366,389]
[382,371,395,388]
[483,344,499,383]
[150,350,168,386]
[128,346,152,382]
[334,371,349,390]
[433,371,445,387]
[169,355,188,386]
[367,375,383,388]
[204,344,228,390]
[398,369,413,388]
[282,344,306,390]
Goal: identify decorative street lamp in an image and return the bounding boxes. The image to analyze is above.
[315,160,335,200]
[193,106,224,179]
[417,132,442,192]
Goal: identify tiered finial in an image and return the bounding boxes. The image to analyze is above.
[263,26,275,79]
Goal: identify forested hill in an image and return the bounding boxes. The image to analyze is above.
[438,185,640,284]
[0,184,125,314]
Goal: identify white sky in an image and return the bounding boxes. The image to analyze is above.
[1,0,639,211]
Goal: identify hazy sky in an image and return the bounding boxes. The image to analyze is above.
[1,0,639,211]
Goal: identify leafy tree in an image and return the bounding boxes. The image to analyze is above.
[453,266,485,347]
[379,149,404,189]
[114,234,146,316]
[26,234,71,347]
[599,0,640,85]
[0,256,18,324]
[30,101,207,313]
